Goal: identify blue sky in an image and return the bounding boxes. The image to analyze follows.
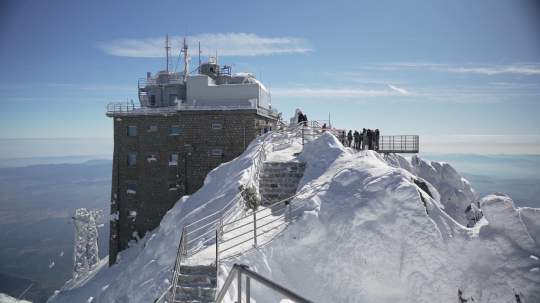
[1,0,539,157]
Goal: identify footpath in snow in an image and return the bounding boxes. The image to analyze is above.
[48,131,540,303]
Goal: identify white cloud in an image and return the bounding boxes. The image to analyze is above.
[387,84,410,94]
[445,65,540,75]
[96,33,313,57]
[271,87,400,98]
[361,62,540,76]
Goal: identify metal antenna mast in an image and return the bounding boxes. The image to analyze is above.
[72,208,103,280]
[165,26,172,73]
[181,36,190,82]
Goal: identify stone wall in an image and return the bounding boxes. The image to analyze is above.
[108,110,277,265]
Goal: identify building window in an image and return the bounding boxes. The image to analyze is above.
[212,124,222,130]
[127,210,137,217]
[169,154,178,166]
[150,95,156,106]
[212,149,223,156]
[147,154,157,162]
[127,155,137,165]
[170,125,179,135]
[147,125,158,132]
[170,94,177,106]
[128,126,136,136]
[169,183,177,191]
[127,183,137,194]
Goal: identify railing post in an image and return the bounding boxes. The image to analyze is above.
[246,276,251,303]
[237,266,243,303]
[253,212,257,246]
[220,210,224,235]
[216,229,219,271]
[302,127,305,145]
[182,227,188,259]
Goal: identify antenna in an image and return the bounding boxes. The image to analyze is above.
[198,42,201,71]
[165,25,172,73]
[180,35,190,83]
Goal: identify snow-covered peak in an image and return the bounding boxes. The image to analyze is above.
[47,132,540,303]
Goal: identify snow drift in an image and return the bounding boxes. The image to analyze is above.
[48,132,540,303]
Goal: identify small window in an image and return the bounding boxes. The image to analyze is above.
[212,124,222,130]
[212,149,222,156]
[170,125,179,135]
[170,154,178,162]
[210,67,214,72]
[169,183,177,191]
[127,183,136,194]
[128,126,136,136]
[170,94,177,106]
[127,155,137,165]
[150,95,156,106]
[127,210,137,217]
[147,125,158,132]
[147,155,157,162]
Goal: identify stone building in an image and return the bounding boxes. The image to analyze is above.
[106,44,279,264]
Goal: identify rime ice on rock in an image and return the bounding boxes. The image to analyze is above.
[73,208,104,280]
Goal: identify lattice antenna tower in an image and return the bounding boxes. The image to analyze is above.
[72,208,104,280]
[165,26,172,73]
[181,34,190,83]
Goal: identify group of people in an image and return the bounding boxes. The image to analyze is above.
[339,129,380,151]
[297,113,308,126]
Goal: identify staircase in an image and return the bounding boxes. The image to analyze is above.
[172,265,217,303]
[259,162,307,205]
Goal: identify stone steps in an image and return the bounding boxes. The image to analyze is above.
[173,265,216,302]
[259,162,306,205]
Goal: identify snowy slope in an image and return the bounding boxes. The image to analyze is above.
[0,293,32,303]
[48,132,540,303]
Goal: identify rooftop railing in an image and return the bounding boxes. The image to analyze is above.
[106,100,279,118]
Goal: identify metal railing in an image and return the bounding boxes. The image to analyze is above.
[215,263,314,303]
[376,135,419,153]
[106,103,177,116]
[161,133,278,302]
[216,186,317,260]
[107,100,279,118]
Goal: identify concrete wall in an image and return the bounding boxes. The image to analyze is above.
[108,110,277,265]
[186,75,269,109]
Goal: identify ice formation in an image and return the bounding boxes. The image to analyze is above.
[47,131,540,303]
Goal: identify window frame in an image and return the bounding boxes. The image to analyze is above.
[127,154,137,165]
[128,126,137,136]
[170,125,179,135]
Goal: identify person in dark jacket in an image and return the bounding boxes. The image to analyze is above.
[340,131,346,145]
[298,113,304,125]
[375,129,380,150]
[353,131,359,149]
[367,129,373,150]
[347,130,353,147]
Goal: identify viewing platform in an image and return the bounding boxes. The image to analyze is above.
[105,100,279,118]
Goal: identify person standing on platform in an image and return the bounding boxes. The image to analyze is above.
[353,130,359,150]
[368,129,373,150]
[347,130,353,147]
[375,129,380,150]
[322,123,326,132]
[362,128,367,150]
[340,131,346,145]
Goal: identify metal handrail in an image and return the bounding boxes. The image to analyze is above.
[215,263,314,303]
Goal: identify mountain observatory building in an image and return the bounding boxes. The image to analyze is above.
[106,38,279,265]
